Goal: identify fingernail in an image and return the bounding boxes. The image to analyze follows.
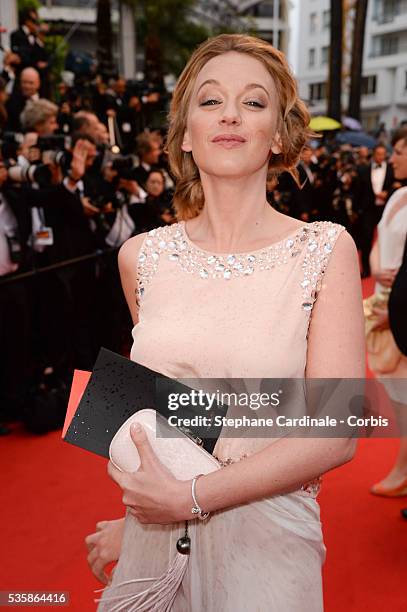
[132,423,142,433]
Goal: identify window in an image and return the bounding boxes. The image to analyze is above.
[321,46,329,65]
[246,0,274,17]
[309,82,327,101]
[382,34,399,54]
[361,75,377,95]
[375,0,402,23]
[322,9,331,29]
[373,34,400,55]
[362,112,381,132]
[308,48,316,67]
[310,12,317,33]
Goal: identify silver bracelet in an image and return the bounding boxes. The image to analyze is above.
[191,474,210,520]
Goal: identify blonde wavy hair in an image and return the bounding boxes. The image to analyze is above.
[166,33,313,220]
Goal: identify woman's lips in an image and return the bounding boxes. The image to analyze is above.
[213,140,246,149]
[211,135,247,149]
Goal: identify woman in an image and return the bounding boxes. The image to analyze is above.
[368,127,407,496]
[86,34,364,611]
[144,169,175,226]
[127,169,168,233]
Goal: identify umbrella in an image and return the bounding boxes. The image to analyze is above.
[342,116,363,131]
[336,131,377,148]
[309,116,342,131]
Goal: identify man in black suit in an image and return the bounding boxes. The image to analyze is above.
[355,144,394,277]
[10,8,49,80]
[5,67,40,132]
[132,131,163,187]
[276,146,317,221]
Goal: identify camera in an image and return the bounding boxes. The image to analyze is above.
[41,149,72,173]
[37,135,70,152]
[111,156,133,173]
[36,135,72,173]
[0,132,24,160]
[7,163,52,187]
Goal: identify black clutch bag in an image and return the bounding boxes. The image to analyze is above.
[63,347,226,457]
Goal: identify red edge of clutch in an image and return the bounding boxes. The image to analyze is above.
[62,370,92,439]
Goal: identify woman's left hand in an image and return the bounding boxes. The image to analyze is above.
[107,423,189,525]
[371,304,389,331]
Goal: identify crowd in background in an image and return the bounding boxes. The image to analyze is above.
[0,7,406,434]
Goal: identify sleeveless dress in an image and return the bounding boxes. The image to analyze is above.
[96,219,346,612]
[370,186,407,402]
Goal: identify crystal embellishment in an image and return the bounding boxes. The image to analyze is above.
[136,220,345,308]
[300,222,343,314]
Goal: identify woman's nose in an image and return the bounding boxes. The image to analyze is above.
[219,103,241,125]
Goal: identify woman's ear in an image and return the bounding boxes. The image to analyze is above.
[181,129,192,153]
[270,131,282,155]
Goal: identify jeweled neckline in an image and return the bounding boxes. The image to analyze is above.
[180,219,310,256]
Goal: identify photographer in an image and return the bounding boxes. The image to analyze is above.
[98,157,146,248]
[0,158,31,433]
[20,98,58,136]
[89,152,151,355]
[130,168,174,233]
[5,135,99,375]
[72,110,107,146]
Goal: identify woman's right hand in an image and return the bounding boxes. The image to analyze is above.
[372,268,398,288]
[85,518,125,584]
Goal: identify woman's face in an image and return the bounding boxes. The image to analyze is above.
[182,51,281,179]
[390,138,407,180]
[146,171,165,197]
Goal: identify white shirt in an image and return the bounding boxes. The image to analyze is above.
[22,25,35,46]
[300,161,314,185]
[371,162,387,204]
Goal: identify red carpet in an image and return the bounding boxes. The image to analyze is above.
[1,277,406,611]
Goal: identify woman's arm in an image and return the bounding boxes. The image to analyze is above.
[109,231,366,523]
[369,238,380,278]
[370,238,398,288]
[117,232,148,325]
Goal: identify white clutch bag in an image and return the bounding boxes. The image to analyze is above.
[109,408,221,479]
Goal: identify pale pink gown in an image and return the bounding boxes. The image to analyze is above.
[96,219,345,611]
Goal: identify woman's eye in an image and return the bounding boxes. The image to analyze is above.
[199,98,265,108]
[245,100,265,108]
[200,99,221,106]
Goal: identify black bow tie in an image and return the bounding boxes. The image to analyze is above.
[374,163,383,169]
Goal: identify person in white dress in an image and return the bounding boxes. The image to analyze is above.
[85,34,365,611]
[369,127,407,497]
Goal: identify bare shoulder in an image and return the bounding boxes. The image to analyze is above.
[117,232,149,325]
[324,228,359,279]
[118,232,148,273]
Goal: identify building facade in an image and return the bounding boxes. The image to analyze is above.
[36,0,290,80]
[295,0,407,130]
